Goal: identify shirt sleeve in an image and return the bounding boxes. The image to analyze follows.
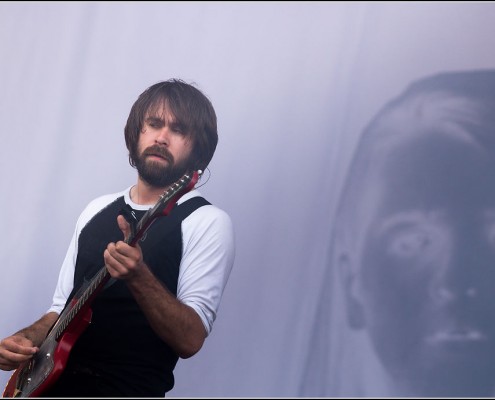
[177,204,235,336]
[47,224,78,314]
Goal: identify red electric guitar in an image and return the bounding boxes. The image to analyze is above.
[3,170,201,398]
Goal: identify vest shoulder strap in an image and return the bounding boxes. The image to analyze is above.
[170,196,211,222]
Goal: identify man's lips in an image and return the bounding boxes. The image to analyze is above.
[145,153,171,162]
[147,154,167,160]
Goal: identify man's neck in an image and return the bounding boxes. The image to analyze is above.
[132,179,170,205]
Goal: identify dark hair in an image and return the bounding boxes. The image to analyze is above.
[124,78,218,171]
[337,69,495,238]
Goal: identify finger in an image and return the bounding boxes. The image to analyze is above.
[0,351,34,364]
[104,247,126,275]
[117,215,131,241]
[0,346,36,369]
[1,337,37,355]
[106,245,140,276]
[0,361,18,371]
[114,241,142,261]
[105,243,133,267]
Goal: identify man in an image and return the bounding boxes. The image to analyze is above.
[336,70,495,396]
[0,79,235,397]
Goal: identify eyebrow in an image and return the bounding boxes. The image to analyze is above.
[377,210,444,234]
[145,116,165,125]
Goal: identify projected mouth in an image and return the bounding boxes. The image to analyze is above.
[425,328,487,344]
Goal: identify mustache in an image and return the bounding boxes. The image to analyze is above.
[142,145,174,163]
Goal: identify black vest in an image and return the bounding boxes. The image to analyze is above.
[58,196,210,396]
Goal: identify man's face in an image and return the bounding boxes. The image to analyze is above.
[348,133,495,396]
[135,107,193,187]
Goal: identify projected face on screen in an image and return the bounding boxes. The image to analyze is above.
[339,74,495,397]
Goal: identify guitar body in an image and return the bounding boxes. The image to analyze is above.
[3,307,92,397]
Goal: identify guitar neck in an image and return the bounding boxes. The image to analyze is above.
[51,267,110,341]
[49,209,146,341]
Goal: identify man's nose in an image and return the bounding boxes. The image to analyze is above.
[155,128,170,146]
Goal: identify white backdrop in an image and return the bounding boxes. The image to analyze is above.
[1,1,495,397]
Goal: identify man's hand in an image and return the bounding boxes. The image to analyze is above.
[0,335,38,371]
[104,215,146,280]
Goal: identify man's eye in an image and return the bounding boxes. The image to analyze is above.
[171,125,185,134]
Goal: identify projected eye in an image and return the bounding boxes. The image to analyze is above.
[377,211,449,261]
[386,228,433,258]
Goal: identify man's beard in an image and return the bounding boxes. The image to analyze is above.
[135,145,191,187]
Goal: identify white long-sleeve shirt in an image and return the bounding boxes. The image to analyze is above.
[48,187,235,335]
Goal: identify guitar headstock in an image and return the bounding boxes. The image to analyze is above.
[158,170,202,217]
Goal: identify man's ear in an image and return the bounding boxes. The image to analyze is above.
[338,251,366,329]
